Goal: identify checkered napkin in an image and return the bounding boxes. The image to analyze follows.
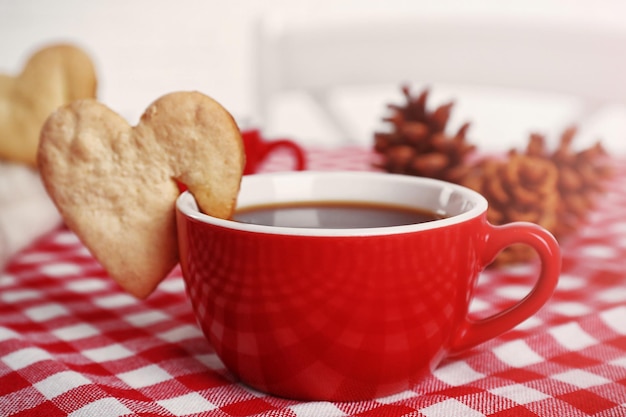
[1,147,626,417]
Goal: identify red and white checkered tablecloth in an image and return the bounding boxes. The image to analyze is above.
[1,147,626,417]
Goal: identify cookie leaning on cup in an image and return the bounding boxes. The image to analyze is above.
[38,91,245,298]
[0,43,97,166]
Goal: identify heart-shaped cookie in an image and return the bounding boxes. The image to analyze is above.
[38,91,245,298]
[0,43,97,166]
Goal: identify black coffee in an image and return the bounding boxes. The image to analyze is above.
[234,201,445,229]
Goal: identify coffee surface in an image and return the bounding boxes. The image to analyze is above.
[234,201,444,228]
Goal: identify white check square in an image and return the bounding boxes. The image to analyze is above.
[118,364,172,388]
[493,340,544,367]
[125,310,170,327]
[0,326,19,342]
[469,298,490,313]
[552,369,611,388]
[421,398,485,417]
[555,274,585,290]
[94,294,137,309]
[496,285,532,300]
[433,361,485,386]
[549,302,591,317]
[1,289,41,303]
[24,303,69,322]
[597,287,626,303]
[156,392,217,415]
[290,401,347,417]
[610,356,626,368]
[2,347,53,370]
[66,279,108,293]
[53,231,80,245]
[376,389,419,404]
[35,370,92,399]
[195,353,226,370]
[600,306,626,335]
[158,324,203,343]
[549,322,598,350]
[52,323,100,341]
[40,262,82,277]
[515,316,543,331]
[82,343,134,362]
[158,277,186,293]
[489,383,550,404]
[68,398,132,417]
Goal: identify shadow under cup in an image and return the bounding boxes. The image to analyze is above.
[176,171,560,402]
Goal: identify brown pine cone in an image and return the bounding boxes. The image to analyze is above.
[462,127,614,266]
[463,153,560,265]
[374,86,475,183]
[521,126,614,239]
[464,153,560,230]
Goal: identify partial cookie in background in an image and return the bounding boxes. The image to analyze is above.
[38,91,245,298]
[0,43,98,166]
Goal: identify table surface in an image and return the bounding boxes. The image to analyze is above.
[1,147,626,417]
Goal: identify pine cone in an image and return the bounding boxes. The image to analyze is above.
[462,126,614,265]
[521,126,613,239]
[374,86,475,183]
[463,153,560,265]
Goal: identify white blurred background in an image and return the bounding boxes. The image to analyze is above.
[1,0,626,153]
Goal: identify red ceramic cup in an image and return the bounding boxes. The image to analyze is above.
[176,171,560,401]
[241,129,306,174]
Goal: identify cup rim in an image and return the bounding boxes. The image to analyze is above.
[176,171,488,236]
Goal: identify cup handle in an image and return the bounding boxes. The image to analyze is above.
[261,140,307,171]
[449,221,561,353]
